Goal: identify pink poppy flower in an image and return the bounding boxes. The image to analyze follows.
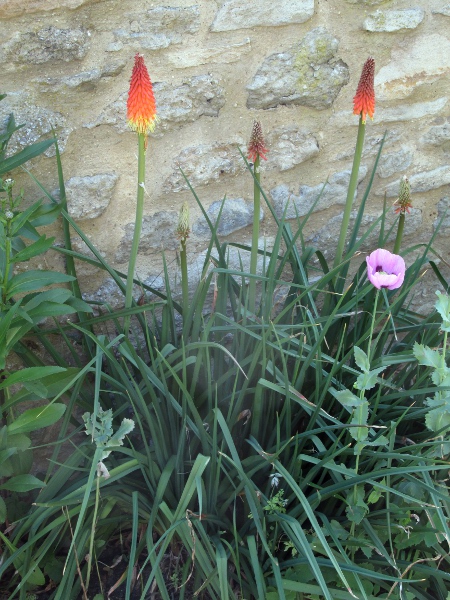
[366,249,405,290]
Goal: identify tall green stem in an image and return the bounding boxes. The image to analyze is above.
[180,238,189,316]
[249,154,260,312]
[124,133,146,334]
[393,212,405,255]
[333,116,366,271]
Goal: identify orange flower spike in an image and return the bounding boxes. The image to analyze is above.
[353,57,375,124]
[127,54,157,136]
[247,120,268,163]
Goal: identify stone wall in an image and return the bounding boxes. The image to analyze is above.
[1,0,450,305]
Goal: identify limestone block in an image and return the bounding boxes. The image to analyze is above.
[331,98,448,127]
[270,167,368,219]
[164,143,244,193]
[434,197,450,232]
[5,27,90,64]
[379,166,450,197]
[167,38,251,68]
[210,0,314,31]
[363,8,424,32]
[345,0,392,4]
[376,34,450,100]
[115,212,179,263]
[0,0,102,18]
[247,28,349,110]
[377,148,414,178]
[433,5,450,16]
[0,93,71,156]
[192,198,263,238]
[84,75,225,134]
[107,6,200,52]
[265,126,319,171]
[35,63,126,93]
[66,174,118,221]
[420,123,450,147]
[308,207,423,259]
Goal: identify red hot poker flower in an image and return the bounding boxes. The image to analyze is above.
[353,57,375,124]
[247,120,268,163]
[127,54,157,135]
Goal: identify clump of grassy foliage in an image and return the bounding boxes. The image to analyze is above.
[1,58,450,600]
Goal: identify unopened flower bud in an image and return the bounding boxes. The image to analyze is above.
[177,201,190,242]
[394,176,412,214]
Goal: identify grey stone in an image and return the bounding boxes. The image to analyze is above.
[420,123,450,147]
[270,166,368,219]
[345,0,391,4]
[84,75,225,134]
[266,126,319,171]
[308,207,423,259]
[5,27,89,64]
[211,0,314,31]
[115,212,179,263]
[246,28,349,111]
[35,63,126,93]
[82,278,126,310]
[0,0,101,18]
[433,4,450,16]
[363,8,424,32]
[0,93,71,156]
[434,197,450,232]
[379,166,450,197]
[377,148,414,178]
[66,174,119,221]
[107,6,200,51]
[192,198,263,238]
[164,142,244,193]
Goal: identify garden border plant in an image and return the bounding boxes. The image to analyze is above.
[1,56,450,600]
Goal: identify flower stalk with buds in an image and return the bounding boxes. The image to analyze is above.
[247,120,268,311]
[334,58,375,272]
[124,54,157,334]
[393,176,412,254]
[177,201,190,314]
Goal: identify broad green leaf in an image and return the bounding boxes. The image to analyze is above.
[10,235,55,263]
[22,288,73,310]
[350,401,369,442]
[6,270,75,299]
[6,433,31,452]
[7,403,66,434]
[0,473,45,492]
[4,368,79,408]
[9,448,33,476]
[353,345,370,373]
[0,138,55,176]
[0,366,66,390]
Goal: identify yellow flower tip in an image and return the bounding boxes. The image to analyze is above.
[247,120,268,163]
[127,53,157,136]
[353,57,375,124]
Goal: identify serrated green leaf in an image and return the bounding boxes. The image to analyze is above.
[354,366,386,391]
[350,401,369,442]
[8,403,66,434]
[435,291,450,331]
[330,388,364,408]
[413,342,441,369]
[353,345,370,373]
[0,473,45,492]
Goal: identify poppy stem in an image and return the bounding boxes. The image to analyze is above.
[393,212,405,255]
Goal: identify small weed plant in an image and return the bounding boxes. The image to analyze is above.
[0,58,450,600]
